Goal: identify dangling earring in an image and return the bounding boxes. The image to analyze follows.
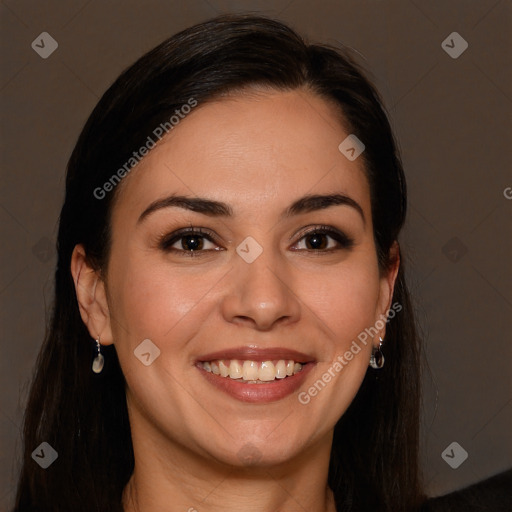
[92,336,104,373]
[369,336,385,369]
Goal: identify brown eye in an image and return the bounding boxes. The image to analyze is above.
[304,232,329,250]
[293,226,354,252]
[160,227,221,256]
[179,234,205,251]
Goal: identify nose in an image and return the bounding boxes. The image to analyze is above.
[220,250,301,331]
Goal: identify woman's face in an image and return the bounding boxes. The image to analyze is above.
[94,89,397,467]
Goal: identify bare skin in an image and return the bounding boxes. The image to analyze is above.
[71,87,399,512]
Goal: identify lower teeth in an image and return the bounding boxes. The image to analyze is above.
[239,377,289,384]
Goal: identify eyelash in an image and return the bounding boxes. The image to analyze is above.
[159,225,354,257]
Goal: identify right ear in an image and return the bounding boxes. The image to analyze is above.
[70,244,114,345]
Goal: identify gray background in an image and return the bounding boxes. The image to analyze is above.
[1,0,511,509]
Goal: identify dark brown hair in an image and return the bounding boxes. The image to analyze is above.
[14,14,424,511]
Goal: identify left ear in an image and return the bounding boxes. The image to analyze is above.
[376,241,400,339]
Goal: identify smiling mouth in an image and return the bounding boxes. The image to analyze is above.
[197,359,305,383]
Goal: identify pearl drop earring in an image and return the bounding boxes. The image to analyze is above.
[92,337,104,373]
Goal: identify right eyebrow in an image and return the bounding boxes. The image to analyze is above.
[137,195,233,224]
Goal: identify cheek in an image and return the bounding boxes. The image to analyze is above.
[108,254,226,350]
[105,255,225,436]
[296,253,381,357]
[293,253,381,428]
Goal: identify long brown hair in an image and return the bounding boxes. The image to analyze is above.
[15,14,424,511]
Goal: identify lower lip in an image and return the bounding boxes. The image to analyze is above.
[196,363,315,403]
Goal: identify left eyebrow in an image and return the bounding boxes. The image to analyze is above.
[283,193,365,225]
[137,192,365,225]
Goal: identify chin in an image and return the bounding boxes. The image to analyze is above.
[201,432,308,469]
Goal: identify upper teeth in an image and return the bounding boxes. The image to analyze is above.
[200,360,303,382]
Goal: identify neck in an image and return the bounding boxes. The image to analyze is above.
[122,420,337,512]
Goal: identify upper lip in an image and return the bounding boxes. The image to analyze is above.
[197,346,316,363]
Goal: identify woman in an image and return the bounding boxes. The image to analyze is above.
[15,14,424,511]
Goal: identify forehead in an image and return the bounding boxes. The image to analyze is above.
[111,88,371,223]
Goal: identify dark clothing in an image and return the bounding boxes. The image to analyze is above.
[422,469,512,511]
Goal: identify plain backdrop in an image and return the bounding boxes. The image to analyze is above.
[1,0,511,509]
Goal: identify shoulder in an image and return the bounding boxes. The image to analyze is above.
[421,468,512,511]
